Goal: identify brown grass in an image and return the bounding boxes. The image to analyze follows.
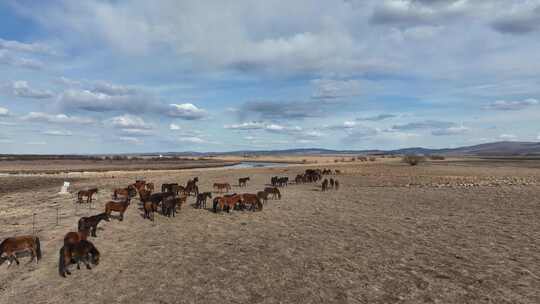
[1,160,540,303]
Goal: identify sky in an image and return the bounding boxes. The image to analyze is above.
[0,0,539,154]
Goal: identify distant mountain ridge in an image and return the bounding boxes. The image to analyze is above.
[2,141,540,158]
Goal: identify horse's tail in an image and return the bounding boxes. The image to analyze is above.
[59,247,66,277]
[35,236,42,261]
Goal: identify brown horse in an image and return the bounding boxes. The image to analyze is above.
[185,177,199,196]
[0,235,41,266]
[212,194,242,213]
[145,182,154,192]
[143,201,155,221]
[240,193,263,211]
[195,192,212,209]
[59,239,100,277]
[113,185,137,200]
[105,199,131,221]
[264,187,281,199]
[77,188,98,204]
[213,183,231,193]
[238,177,250,187]
[78,213,109,237]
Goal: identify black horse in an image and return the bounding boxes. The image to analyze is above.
[78,212,110,237]
[195,192,212,209]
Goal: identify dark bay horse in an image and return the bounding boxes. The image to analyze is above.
[257,191,269,204]
[105,199,131,221]
[238,177,250,187]
[195,192,212,209]
[78,213,109,237]
[0,235,41,266]
[59,239,100,277]
[77,188,98,204]
[185,177,199,196]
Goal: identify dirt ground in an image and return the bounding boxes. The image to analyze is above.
[0,160,539,303]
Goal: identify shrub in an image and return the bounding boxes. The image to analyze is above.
[402,155,425,166]
[368,157,376,162]
[429,155,445,160]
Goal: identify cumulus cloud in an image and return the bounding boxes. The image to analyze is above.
[7,81,54,99]
[167,103,207,120]
[22,112,95,124]
[484,98,539,111]
[178,136,206,144]
[323,121,359,130]
[106,114,153,130]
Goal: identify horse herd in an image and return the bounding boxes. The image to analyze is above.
[0,167,341,277]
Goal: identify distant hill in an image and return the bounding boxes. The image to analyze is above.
[3,141,540,158]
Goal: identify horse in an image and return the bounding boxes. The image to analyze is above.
[238,177,250,187]
[330,178,335,189]
[113,185,137,200]
[335,180,340,190]
[264,187,281,199]
[105,198,131,221]
[162,197,184,217]
[77,188,98,204]
[161,183,179,194]
[335,170,341,175]
[145,182,154,192]
[59,239,100,277]
[195,192,212,209]
[213,183,231,193]
[322,179,329,192]
[0,235,41,266]
[78,212,109,237]
[143,201,155,221]
[212,194,242,213]
[185,177,199,196]
[295,174,304,184]
[257,191,269,204]
[240,193,263,211]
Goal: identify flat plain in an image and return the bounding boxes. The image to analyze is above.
[0,158,539,304]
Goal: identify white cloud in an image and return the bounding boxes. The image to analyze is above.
[0,107,9,116]
[431,125,469,136]
[311,79,361,100]
[178,136,206,144]
[22,112,95,124]
[0,38,54,55]
[169,123,181,130]
[8,81,54,99]
[499,134,517,140]
[119,136,143,144]
[0,50,43,69]
[485,98,539,111]
[168,103,207,120]
[42,130,73,136]
[224,121,266,130]
[106,114,153,130]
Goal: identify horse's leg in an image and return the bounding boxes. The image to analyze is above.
[92,226,97,237]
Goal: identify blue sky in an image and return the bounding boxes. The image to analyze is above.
[1,0,539,154]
